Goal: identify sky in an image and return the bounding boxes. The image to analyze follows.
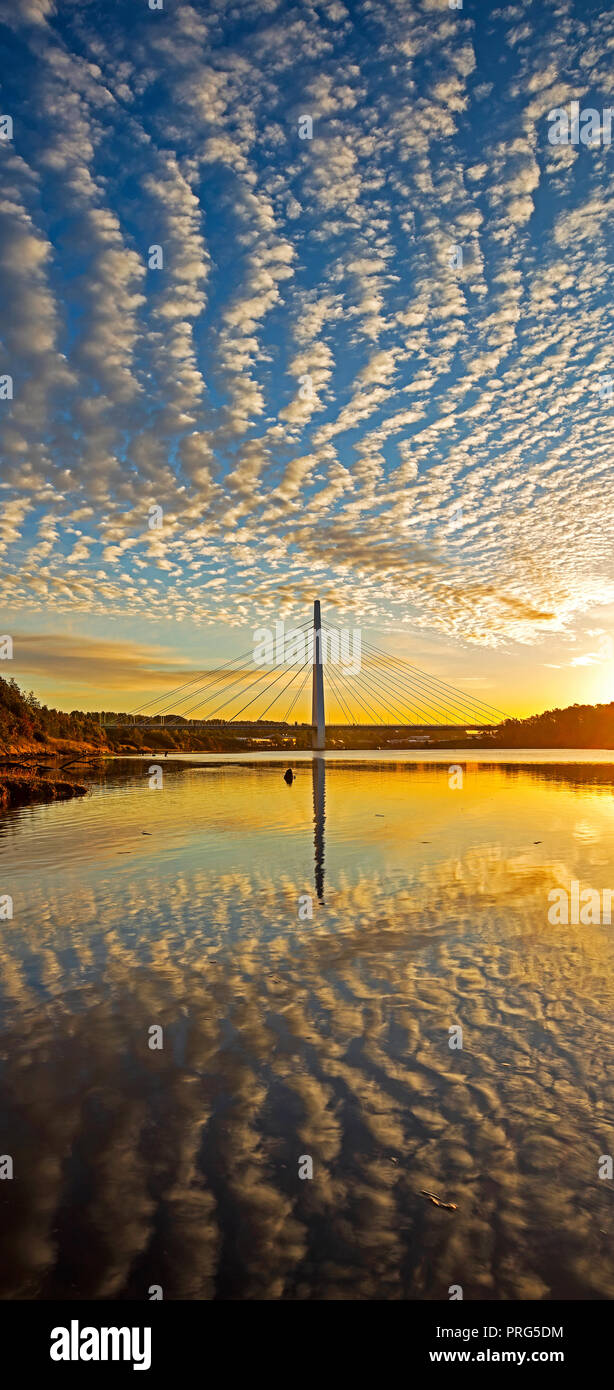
[1,0,614,720]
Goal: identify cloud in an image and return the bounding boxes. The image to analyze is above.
[0,0,612,697]
[6,631,198,693]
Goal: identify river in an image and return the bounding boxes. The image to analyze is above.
[0,752,613,1299]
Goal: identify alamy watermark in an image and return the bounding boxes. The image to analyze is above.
[548,879,613,924]
[547,101,614,146]
[253,621,361,675]
[50,1322,151,1371]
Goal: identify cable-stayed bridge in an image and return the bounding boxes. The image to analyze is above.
[103,601,507,749]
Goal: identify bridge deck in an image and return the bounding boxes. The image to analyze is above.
[101,719,499,731]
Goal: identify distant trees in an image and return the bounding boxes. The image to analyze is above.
[496,700,614,748]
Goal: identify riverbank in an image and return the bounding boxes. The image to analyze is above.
[3,727,614,759]
[0,730,299,756]
[0,766,87,810]
[0,736,119,757]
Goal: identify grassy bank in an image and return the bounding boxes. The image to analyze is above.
[0,766,87,810]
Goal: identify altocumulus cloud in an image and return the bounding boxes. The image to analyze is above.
[0,0,613,659]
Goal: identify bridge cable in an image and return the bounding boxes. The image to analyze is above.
[324,661,387,725]
[282,665,312,724]
[170,621,315,720]
[324,665,357,724]
[127,619,315,721]
[356,635,508,722]
[123,637,270,717]
[221,652,318,725]
[335,665,423,725]
[321,619,507,722]
[325,641,441,724]
[320,628,466,725]
[323,623,503,725]
[253,659,313,723]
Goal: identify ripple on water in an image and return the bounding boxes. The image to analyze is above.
[0,759,613,1298]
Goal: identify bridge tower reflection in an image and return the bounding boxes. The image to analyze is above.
[312,754,326,902]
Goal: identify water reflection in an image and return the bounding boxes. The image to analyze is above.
[312,755,326,902]
[0,759,613,1300]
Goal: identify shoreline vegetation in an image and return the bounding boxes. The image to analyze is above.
[0,767,87,811]
[2,674,614,810]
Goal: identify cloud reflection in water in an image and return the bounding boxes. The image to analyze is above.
[0,758,613,1299]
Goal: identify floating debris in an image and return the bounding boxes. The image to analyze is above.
[283,768,294,784]
[420,1189,457,1211]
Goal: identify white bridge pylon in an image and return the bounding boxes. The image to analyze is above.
[311,599,326,751]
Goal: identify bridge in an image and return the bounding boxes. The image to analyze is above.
[101,601,506,748]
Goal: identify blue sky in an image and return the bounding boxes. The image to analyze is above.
[1,0,614,716]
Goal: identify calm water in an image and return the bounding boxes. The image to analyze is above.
[1,753,613,1300]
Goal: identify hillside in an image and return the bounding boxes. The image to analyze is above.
[0,676,109,754]
[494,701,614,748]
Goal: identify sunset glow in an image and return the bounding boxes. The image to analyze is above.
[1,0,613,718]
